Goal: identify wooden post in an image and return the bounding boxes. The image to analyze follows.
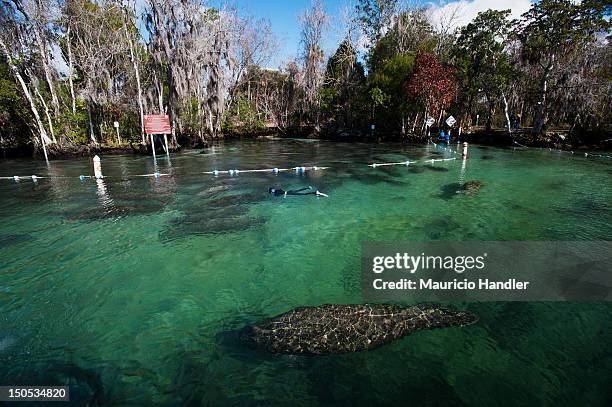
[164,134,169,156]
[150,134,156,159]
[114,121,121,144]
[93,155,103,179]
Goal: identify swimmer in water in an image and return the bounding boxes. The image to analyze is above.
[268,186,328,197]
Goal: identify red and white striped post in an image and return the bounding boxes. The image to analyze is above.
[462,142,469,159]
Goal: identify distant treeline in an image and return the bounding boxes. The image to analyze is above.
[0,0,610,156]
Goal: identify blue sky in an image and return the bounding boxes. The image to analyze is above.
[233,0,350,68]
[229,0,534,68]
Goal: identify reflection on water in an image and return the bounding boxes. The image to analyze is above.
[0,140,610,405]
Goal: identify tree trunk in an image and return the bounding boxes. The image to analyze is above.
[485,94,493,132]
[533,55,555,135]
[0,38,49,160]
[124,18,145,143]
[33,26,60,117]
[155,72,164,114]
[35,85,56,144]
[66,26,76,115]
[86,98,96,143]
[501,91,511,135]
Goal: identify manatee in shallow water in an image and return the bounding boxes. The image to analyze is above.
[408,166,426,174]
[457,180,484,196]
[240,303,477,355]
[0,234,33,249]
[159,215,264,242]
[65,204,163,221]
[424,165,449,172]
[439,180,484,199]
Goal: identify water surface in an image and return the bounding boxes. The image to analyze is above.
[0,140,610,405]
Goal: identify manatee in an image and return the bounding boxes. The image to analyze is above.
[240,303,477,355]
[457,180,484,196]
[196,185,230,198]
[159,216,263,242]
[0,234,33,249]
[206,193,263,208]
[65,204,163,221]
[0,336,16,352]
[408,166,426,174]
[424,165,449,172]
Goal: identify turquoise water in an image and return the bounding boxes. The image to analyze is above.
[0,140,610,406]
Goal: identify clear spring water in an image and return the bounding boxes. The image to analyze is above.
[0,140,610,406]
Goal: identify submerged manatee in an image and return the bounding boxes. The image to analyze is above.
[0,234,33,249]
[424,165,449,172]
[439,180,484,199]
[65,204,163,221]
[240,303,477,355]
[457,180,484,196]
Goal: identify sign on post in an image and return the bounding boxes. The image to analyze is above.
[144,115,171,134]
[144,115,171,159]
[425,117,435,127]
[446,115,456,127]
[113,121,121,144]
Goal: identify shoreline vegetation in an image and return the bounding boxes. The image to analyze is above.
[0,1,610,160]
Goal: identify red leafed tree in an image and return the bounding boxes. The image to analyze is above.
[407,51,456,121]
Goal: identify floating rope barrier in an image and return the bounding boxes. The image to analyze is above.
[1,172,173,182]
[512,139,612,159]
[584,152,612,159]
[4,144,610,184]
[369,157,456,168]
[202,165,329,176]
[0,166,329,182]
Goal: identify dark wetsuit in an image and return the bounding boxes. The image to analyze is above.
[268,187,318,196]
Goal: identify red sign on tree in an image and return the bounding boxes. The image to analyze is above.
[144,115,172,134]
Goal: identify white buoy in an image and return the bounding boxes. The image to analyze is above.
[93,155,103,179]
[462,142,469,159]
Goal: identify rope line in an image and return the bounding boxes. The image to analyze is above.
[202,165,328,176]
[369,157,456,168]
[1,166,329,182]
[2,144,611,183]
[512,140,612,159]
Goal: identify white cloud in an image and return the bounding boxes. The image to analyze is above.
[428,0,532,31]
